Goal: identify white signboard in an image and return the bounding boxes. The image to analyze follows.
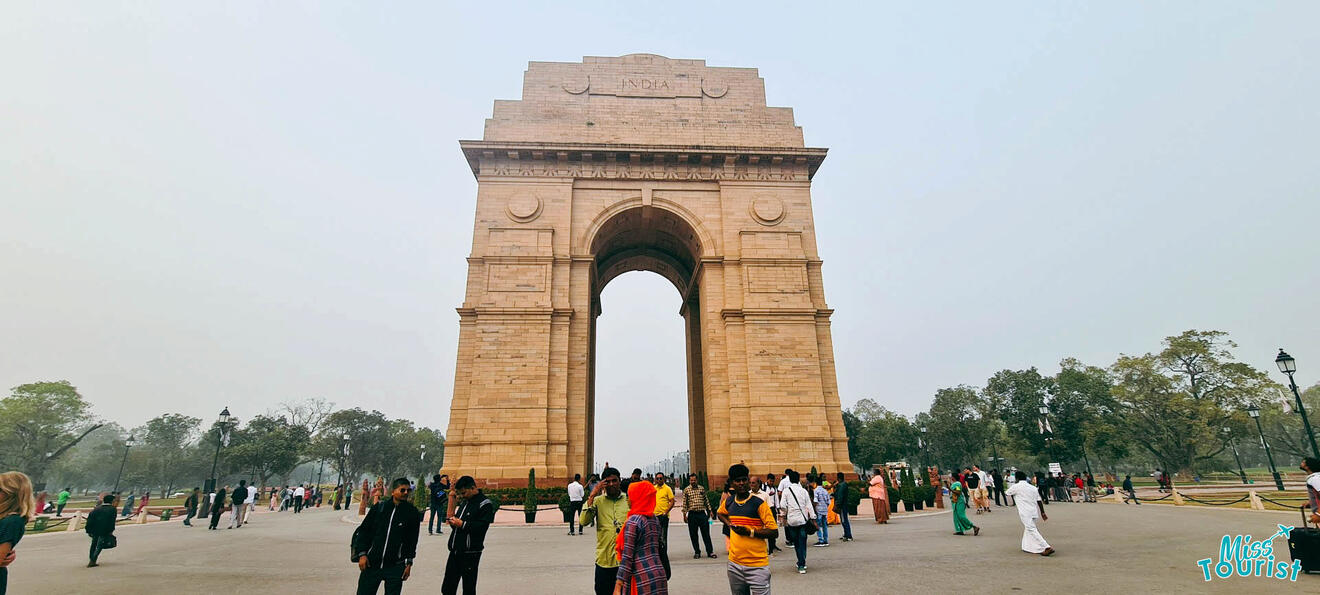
[1048,463,1062,474]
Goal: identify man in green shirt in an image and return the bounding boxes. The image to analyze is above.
[579,466,628,595]
[56,488,71,517]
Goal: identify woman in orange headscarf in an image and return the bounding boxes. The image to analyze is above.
[613,480,667,595]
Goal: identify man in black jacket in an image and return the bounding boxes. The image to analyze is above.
[442,475,494,595]
[355,477,421,595]
[183,488,200,527]
[85,494,117,567]
[209,486,228,530]
[428,474,447,536]
[228,480,247,529]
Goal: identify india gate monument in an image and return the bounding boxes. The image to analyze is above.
[441,54,854,486]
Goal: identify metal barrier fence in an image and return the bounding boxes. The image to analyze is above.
[25,507,187,532]
[1180,494,1251,506]
[1258,495,1308,509]
[1136,493,1174,502]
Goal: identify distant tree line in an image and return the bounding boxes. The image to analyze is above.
[0,386,444,495]
[843,329,1316,478]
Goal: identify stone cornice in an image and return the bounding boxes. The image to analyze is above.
[459,140,827,181]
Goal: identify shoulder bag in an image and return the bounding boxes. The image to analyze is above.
[788,486,818,534]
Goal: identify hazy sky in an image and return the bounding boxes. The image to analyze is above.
[3,2,1317,469]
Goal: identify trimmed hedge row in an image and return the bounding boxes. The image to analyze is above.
[481,486,567,509]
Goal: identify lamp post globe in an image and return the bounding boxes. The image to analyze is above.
[1277,349,1297,374]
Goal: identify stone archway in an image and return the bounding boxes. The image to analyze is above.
[441,54,854,487]
[585,203,708,478]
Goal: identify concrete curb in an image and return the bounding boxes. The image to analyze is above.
[1125,501,1296,515]
[887,509,951,519]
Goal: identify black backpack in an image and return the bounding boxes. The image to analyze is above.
[350,505,373,562]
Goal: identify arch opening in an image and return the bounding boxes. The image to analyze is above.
[586,206,707,476]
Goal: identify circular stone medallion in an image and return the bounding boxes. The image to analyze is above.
[562,76,589,95]
[750,196,785,226]
[701,78,728,98]
[506,195,543,222]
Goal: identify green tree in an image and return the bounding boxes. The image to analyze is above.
[46,424,127,491]
[1050,358,1116,468]
[1110,330,1276,476]
[410,427,445,480]
[135,413,202,497]
[846,400,918,470]
[842,409,865,465]
[1110,354,1210,474]
[984,368,1054,463]
[0,381,103,483]
[924,386,991,469]
[314,408,394,485]
[1159,330,1273,405]
[1260,382,1320,461]
[228,415,311,487]
[278,397,336,436]
[411,480,430,511]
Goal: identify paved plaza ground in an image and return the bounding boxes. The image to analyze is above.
[9,500,1316,593]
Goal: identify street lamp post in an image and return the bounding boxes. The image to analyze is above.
[919,426,930,468]
[208,407,236,491]
[339,433,350,485]
[1248,405,1286,492]
[112,435,135,494]
[1222,427,1248,484]
[1276,349,1320,459]
[1038,403,1054,463]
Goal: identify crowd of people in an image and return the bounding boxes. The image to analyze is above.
[188,480,332,531]
[4,457,1292,595]
[569,463,866,595]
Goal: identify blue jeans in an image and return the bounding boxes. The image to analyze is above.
[816,514,829,543]
[428,504,444,534]
[838,507,852,539]
[785,525,808,568]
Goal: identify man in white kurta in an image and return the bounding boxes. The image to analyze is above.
[1005,471,1054,556]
